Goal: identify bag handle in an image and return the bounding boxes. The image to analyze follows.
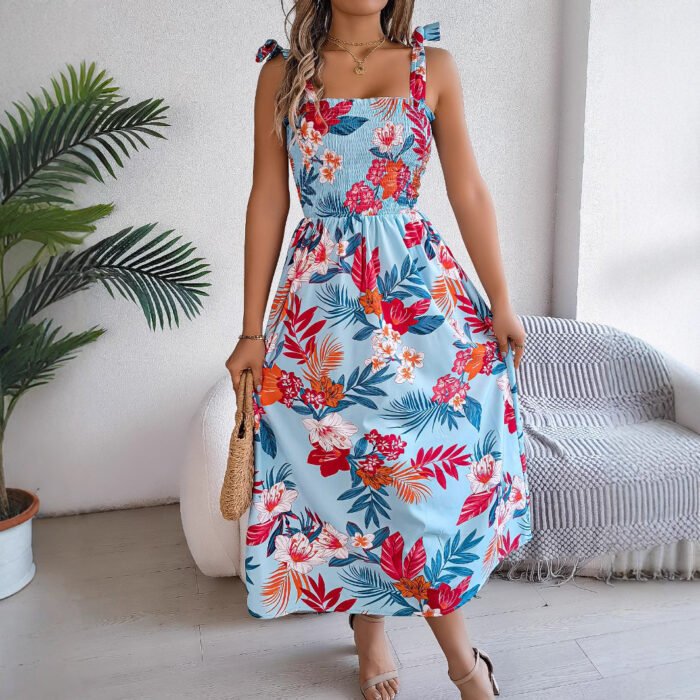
[235,368,254,439]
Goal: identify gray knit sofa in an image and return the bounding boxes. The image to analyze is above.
[495,315,700,582]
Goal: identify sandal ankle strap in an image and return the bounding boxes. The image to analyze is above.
[450,648,481,688]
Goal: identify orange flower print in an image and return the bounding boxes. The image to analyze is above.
[357,455,394,489]
[319,149,343,183]
[322,149,343,170]
[351,532,375,549]
[394,575,430,600]
[379,159,411,200]
[310,374,345,407]
[260,364,284,406]
[359,288,383,315]
[400,346,424,368]
[319,165,336,183]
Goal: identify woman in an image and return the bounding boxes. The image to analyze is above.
[226,1,532,698]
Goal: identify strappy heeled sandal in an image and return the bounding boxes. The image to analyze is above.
[450,646,500,697]
[349,613,400,699]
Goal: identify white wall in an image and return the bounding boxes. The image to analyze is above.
[576,0,700,367]
[0,0,561,514]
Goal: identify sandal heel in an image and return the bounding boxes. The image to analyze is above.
[475,648,500,696]
[450,647,500,697]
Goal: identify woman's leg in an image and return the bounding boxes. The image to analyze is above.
[424,611,495,699]
[352,614,399,700]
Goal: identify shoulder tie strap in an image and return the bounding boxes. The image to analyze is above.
[409,21,441,103]
[255,38,290,63]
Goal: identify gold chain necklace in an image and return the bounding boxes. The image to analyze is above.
[326,35,387,75]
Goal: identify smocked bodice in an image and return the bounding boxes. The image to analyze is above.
[256,22,441,221]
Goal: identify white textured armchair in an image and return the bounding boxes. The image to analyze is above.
[180,316,700,580]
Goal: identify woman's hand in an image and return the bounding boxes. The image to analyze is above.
[225,338,266,395]
[491,302,526,370]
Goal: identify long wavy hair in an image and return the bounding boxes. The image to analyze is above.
[272,0,415,144]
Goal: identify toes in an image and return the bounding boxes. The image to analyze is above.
[384,680,398,699]
[387,678,399,697]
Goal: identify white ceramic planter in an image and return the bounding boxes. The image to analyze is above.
[0,488,39,599]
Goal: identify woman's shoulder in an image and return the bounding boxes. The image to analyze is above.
[425,45,455,63]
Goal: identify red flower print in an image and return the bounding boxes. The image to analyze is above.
[301,388,325,409]
[344,182,383,215]
[425,578,471,616]
[481,343,497,375]
[452,349,472,375]
[366,158,388,186]
[307,444,352,477]
[431,374,463,403]
[303,99,353,135]
[359,454,383,472]
[253,399,266,421]
[365,429,407,460]
[411,73,426,102]
[452,343,497,381]
[380,297,430,335]
[277,369,302,407]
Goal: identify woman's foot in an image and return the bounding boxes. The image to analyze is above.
[350,614,399,699]
[448,647,496,700]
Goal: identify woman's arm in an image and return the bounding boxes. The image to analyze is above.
[226,54,291,393]
[428,47,526,369]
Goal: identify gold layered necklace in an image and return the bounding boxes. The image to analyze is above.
[326,33,387,75]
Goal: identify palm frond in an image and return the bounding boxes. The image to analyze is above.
[0,319,104,397]
[0,62,168,205]
[381,389,442,437]
[0,200,114,250]
[302,333,344,384]
[43,61,121,106]
[7,224,210,331]
[389,462,432,504]
[338,565,413,612]
[316,282,362,328]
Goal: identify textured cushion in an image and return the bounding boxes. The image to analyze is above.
[502,315,700,565]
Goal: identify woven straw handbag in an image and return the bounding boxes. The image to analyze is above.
[220,367,256,520]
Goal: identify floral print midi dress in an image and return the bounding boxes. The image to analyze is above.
[245,21,533,619]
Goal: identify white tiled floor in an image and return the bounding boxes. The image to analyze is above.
[2,504,699,699]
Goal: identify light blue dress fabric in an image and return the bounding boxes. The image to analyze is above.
[246,21,533,619]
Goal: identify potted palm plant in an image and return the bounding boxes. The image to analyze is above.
[0,62,210,598]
